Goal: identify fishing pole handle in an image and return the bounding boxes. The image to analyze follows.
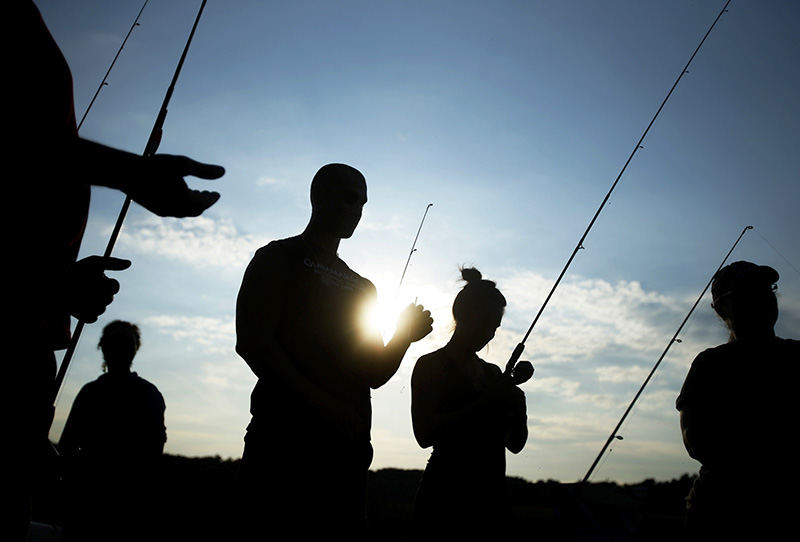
[504,342,525,375]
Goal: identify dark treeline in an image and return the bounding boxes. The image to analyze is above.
[30,452,695,541]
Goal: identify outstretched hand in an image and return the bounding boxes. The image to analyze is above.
[127,154,224,217]
[64,256,131,322]
[396,303,433,343]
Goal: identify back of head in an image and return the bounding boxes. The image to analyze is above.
[98,320,141,373]
[712,261,779,305]
[711,260,779,338]
[310,163,366,206]
[452,267,507,324]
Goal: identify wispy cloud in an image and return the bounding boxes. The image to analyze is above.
[255,175,286,187]
[116,216,270,270]
[142,314,235,357]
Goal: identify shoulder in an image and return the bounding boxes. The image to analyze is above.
[481,358,503,377]
[250,237,296,265]
[241,238,297,283]
[132,374,166,405]
[777,337,800,351]
[412,349,448,381]
[73,377,102,403]
[675,346,726,410]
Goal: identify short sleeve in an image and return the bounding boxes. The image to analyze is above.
[675,350,710,411]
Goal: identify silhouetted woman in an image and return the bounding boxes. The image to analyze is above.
[59,320,166,542]
[411,268,527,537]
[676,261,799,539]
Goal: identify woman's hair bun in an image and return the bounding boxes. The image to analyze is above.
[460,266,483,284]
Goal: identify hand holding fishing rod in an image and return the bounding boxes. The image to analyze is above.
[503,0,732,378]
[54,0,219,399]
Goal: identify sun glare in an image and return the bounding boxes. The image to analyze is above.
[363,298,405,345]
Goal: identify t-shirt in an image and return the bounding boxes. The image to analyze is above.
[676,337,800,507]
[60,371,166,462]
[240,235,378,462]
[413,348,512,523]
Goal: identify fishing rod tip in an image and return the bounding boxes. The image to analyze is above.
[746,225,754,230]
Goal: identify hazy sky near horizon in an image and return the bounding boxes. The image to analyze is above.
[41,0,798,483]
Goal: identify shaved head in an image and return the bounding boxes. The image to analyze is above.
[310,163,366,206]
[308,163,367,239]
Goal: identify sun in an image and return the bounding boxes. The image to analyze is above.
[362,298,405,345]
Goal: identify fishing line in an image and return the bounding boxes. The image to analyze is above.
[581,225,752,483]
[754,230,800,279]
[503,0,733,377]
[77,0,150,131]
[54,0,210,404]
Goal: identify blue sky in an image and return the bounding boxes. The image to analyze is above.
[42,0,798,483]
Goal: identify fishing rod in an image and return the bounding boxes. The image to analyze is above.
[54,0,210,401]
[397,203,433,294]
[581,225,752,483]
[77,0,150,131]
[503,0,732,377]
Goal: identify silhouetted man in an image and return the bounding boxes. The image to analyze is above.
[676,261,799,538]
[59,321,166,542]
[236,163,433,536]
[8,2,223,539]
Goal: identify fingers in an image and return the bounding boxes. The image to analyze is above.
[103,256,132,272]
[184,158,225,180]
[70,256,129,322]
[403,303,433,342]
[74,276,121,323]
[80,255,132,272]
[179,190,222,218]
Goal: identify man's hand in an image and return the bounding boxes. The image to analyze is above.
[127,154,224,217]
[64,256,131,322]
[396,303,433,343]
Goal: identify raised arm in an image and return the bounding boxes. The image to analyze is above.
[71,138,224,218]
[354,302,433,390]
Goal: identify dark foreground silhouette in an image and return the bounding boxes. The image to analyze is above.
[9,3,223,540]
[412,267,528,538]
[677,261,800,538]
[29,455,698,542]
[235,164,432,537]
[58,321,166,542]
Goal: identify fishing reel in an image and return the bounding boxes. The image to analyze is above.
[510,360,534,385]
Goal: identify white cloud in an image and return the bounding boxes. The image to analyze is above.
[496,270,695,367]
[255,175,285,186]
[116,216,270,270]
[142,314,235,357]
[595,365,651,383]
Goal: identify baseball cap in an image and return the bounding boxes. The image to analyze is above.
[711,261,779,303]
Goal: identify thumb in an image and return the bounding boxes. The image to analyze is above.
[184,158,226,180]
[100,256,132,272]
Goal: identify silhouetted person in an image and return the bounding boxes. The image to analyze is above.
[411,267,528,538]
[236,163,433,537]
[8,2,223,538]
[59,321,166,542]
[676,261,799,538]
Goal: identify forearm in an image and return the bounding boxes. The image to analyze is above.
[365,334,412,389]
[71,137,142,191]
[505,398,528,453]
[680,409,727,464]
